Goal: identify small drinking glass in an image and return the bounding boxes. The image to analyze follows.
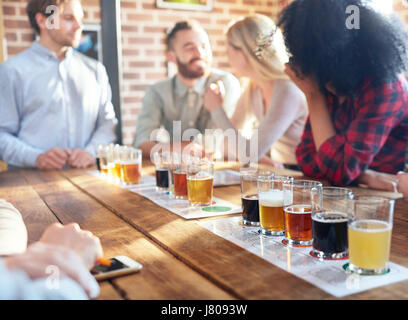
[258,175,293,236]
[312,187,353,259]
[347,196,394,275]
[240,167,261,226]
[153,151,170,191]
[121,147,142,185]
[172,153,188,200]
[96,144,108,176]
[282,180,323,246]
[187,158,214,207]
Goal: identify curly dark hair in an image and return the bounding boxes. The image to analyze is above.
[277,0,408,96]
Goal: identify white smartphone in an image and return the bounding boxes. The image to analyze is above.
[91,256,143,281]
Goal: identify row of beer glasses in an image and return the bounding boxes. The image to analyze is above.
[96,144,142,185]
[153,151,214,207]
[240,169,394,275]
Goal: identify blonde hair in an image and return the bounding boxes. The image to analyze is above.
[227,15,289,130]
[226,14,288,82]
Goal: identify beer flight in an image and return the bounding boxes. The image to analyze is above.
[95,145,394,276]
[240,168,394,276]
[96,144,142,185]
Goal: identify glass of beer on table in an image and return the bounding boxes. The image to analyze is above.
[120,147,142,185]
[347,196,394,275]
[312,187,353,259]
[105,144,116,181]
[282,180,322,246]
[170,153,188,200]
[239,167,262,226]
[96,144,108,176]
[153,151,170,191]
[258,175,293,235]
[187,158,214,207]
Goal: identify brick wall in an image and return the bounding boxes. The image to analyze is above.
[119,0,292,144]
[2,0,407,146]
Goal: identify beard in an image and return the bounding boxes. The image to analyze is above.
[48,29,82,49]
[176,57,207,79]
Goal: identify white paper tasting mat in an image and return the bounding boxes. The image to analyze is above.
[88,170,242,219]
[197,216,408,298]
[130,185,242,219]
[87,170,156,189]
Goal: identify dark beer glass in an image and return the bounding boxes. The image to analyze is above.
[240,167,262,226]
[312,187,353,259]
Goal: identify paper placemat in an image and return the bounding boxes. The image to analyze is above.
[130,185,242,219]
[87,170,156,189]
[197,216,408,298]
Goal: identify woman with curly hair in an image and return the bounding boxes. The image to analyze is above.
[278,0,408,186]
[203,14,307,168]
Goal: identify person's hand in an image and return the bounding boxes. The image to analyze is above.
[4,242,100,299]
[39,223,103,270]
[397,172,408,198]
[35,148,71,170]
[284,63,321,101]
[358,170,398,193]
[204,81,225,113]
[258,156,284,169]
[67,149,95,168]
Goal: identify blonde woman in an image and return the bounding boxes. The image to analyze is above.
[204,14,307,168]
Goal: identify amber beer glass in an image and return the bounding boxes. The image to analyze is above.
[312,187,353,259]
[187,158,214,207]
[171,153,188,199]
[120,147,142,185]
[240,167,261,226]
[258,175,293,236]
[283,180,322,246]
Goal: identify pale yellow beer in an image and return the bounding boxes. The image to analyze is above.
[348,219,392,270]
[259,190,285,235]
[187,176,213,206]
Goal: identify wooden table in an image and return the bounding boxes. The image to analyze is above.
[1,162,407,300]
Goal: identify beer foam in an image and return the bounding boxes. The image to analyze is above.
[259,190,284,207]
[312,211,348,223]
[349,219,392,233]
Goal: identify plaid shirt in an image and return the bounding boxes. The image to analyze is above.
[296,76,408,186]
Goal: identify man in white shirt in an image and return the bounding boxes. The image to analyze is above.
[0,0,117,170]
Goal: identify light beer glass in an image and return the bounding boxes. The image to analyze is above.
[283,180,322,246]
[312,187,353,259]
[348,196,394,275]
[121,147,142,185]
[187,158,214,206]
[258,175,293,235]
[240,167,262,226]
